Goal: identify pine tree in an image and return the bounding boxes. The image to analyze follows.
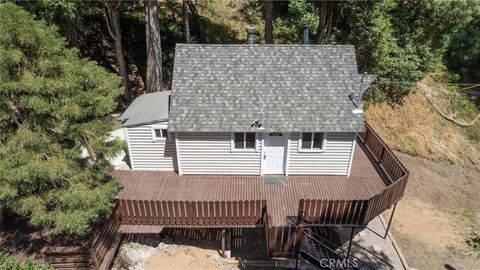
[104,1,131,102]
[0,3,123,235]
[144,0,163,92]
[264,0,273,44]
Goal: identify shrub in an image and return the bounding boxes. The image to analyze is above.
[0,252,52,270]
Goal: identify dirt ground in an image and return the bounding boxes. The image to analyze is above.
[144,245,238,270]
[112,228,269,270]
[384,152,480,270]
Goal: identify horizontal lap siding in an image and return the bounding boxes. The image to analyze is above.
[177,132,261,174]
[288,132,355,175]
[127,125,177,170]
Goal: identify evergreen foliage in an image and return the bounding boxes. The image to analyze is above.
[446,16,480,83]
[273,0,319,44]
[0,3,123,235]
[248,0,480,102]
[0,252,53,270]
[12,0,480,102]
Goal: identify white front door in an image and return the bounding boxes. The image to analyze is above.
[263,132,287,174]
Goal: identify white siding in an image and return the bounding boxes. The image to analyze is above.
[176,132,261,175]
[126,125,177,170]
[288,132,355,175]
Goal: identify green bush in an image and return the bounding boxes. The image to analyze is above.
[0,252,52,270]
[446,17,480,83]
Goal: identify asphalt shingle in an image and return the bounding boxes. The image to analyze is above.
[119,91,170,127]
[169,44,375,132]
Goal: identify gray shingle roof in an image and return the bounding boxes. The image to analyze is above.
[119,91,170,127]
[169,44,374,133]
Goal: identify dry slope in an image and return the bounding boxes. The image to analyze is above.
[365,78,480,165]
[366,76,480,269]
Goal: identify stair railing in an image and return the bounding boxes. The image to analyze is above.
[302,229,393,270]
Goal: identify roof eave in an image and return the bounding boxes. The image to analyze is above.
[122,118,169,128]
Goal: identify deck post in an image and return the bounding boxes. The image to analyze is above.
[346,227,355,261]
[226,229,232,258]
[384,202,397,239]
[364,126,369,145]
[295,253,299,270]
[220,228,231,258]
[221,228,226,258]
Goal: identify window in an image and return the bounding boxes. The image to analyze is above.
[151,125,168,141]
[233,132,256,150]
[300,132,325,151]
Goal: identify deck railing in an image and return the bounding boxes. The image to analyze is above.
[357,122,409,184]
[118,199,267,227]
[90,204,122,269]
[41,205,122,270]
[297,122,409,227]
[297,199,369,227]
[301,229,394,270]
[358,122,409,222]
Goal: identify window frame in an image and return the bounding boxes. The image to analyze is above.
[151,124,168,142]
[231,132,258,152]
[298,132,326,152]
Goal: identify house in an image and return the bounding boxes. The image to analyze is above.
[120,44,376,176]
[120,90,176,171]
[115,39,408,268]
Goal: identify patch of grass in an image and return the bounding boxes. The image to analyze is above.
[198,0,252,43]
[460,208,479,228]
[366,86,479,164]
[448,92,480,122]
[465,122,480,142]
[466,233,480,258]
[395,135,418,156]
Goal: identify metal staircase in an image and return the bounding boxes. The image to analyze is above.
[297,227,393,270]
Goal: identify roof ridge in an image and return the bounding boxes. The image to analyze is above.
[175,43,355,48]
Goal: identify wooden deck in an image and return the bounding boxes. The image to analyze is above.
[113,143,385,227]
[37,124,407,269]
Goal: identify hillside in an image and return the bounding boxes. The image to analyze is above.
[366,76,480,269]
[384,152,480,269]
[366,76,480,165]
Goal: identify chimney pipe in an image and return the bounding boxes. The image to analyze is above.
[246,27,255,44]
[303,23,309,44]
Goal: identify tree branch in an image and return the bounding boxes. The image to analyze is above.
[104,8,117,41]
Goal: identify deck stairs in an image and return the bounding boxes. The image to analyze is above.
[298,227,393,270]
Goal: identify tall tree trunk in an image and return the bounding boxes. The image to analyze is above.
[105,5,130,101]
[187,0,207,43]
[183,0,190,43]
[144,0,163,92]
[315,1,334,44]
[264,0,273,44]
